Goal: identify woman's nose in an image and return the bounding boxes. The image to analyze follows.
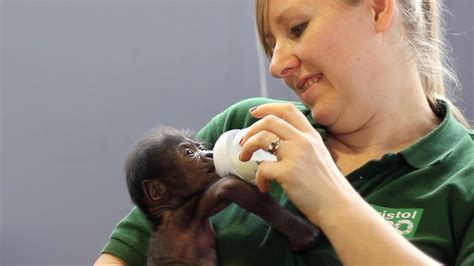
[269,44,300,78]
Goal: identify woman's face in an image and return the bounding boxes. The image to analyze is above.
[265,0,395,133]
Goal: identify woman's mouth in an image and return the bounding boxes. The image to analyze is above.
[299,73,323,93]
[299,73,324,100]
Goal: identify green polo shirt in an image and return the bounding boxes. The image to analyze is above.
[102,97,473,265]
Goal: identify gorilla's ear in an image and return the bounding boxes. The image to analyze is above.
[142,180,169,202]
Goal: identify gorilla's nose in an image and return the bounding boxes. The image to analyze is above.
[203,151,213,159]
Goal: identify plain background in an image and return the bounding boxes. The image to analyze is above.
[1,1,472,265]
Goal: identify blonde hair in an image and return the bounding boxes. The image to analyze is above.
[255,0,471,127]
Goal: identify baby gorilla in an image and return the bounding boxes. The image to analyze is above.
[126,127,320,266]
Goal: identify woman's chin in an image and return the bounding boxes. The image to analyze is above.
[312,108,336,128]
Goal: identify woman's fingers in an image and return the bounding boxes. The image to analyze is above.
[254,160,281,193]
[250,103,314,132]
[240,102,321,154]
[255,172,270,193]
[241,114,300,143]
[239,130,277,161]
[240,113,323,161]
[237,102,327,197]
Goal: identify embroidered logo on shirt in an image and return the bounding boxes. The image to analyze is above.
[371,205,423,238]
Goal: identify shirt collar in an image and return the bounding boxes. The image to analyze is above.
[400,100,471,169]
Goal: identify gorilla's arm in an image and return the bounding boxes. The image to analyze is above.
[196,175,320,252]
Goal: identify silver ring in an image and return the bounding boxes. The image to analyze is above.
[268,137,283,155]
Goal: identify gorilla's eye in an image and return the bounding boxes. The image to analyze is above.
[184,148,194,156]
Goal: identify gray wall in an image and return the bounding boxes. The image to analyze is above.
[1,1,472,265]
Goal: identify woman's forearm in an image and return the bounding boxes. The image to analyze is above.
[315,193,440,265]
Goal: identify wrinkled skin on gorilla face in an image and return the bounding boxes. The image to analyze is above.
[126,127,320,266]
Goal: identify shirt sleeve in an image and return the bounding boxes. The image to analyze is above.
[101,207,151,266]
[196,97,269,146]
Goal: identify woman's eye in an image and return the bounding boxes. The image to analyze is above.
[185,148,194,156]
[290,22,308,38]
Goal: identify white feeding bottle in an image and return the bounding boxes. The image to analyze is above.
[213,128,277,182]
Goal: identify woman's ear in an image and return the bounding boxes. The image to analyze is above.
[373,0,394,33]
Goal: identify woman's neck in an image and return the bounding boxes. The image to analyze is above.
[328,91,441,157]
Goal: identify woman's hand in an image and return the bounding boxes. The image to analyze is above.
[239,103,356,224]
[239,103,441,265]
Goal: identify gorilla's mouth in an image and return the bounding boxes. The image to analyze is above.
[206,165,216,174]
[202,160,216,174]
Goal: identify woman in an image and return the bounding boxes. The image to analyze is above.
[95,0,473,264]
